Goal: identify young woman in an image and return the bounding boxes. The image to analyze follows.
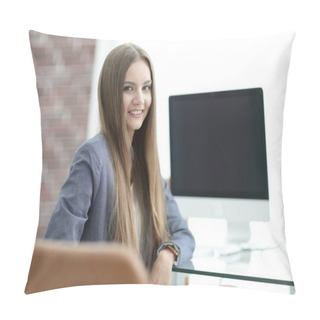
[44,43,195,285]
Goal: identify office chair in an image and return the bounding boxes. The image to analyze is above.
[25,239,149,294]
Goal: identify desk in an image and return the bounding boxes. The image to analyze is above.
[172,245,295,294]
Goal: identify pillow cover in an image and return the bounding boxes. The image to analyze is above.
[26,30,295,294]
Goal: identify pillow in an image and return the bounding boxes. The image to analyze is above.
[26,30,295,294]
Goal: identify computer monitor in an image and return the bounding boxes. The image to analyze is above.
[169,88,269,244]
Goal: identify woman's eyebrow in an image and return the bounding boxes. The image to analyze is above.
[123,80,152,85]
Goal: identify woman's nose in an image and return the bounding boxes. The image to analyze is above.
[133,90,144,105]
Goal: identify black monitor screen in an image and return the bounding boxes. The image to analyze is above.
[169,88,269,200]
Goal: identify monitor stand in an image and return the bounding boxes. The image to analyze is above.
[226,220,251,244]
[213,220,251,257]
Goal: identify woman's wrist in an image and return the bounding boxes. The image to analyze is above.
[157,242,180,266]
[150,248,175,285]
[158,247,176,265]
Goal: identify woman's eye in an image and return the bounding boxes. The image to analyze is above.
[124,86,133,92]
[143,85,152,91]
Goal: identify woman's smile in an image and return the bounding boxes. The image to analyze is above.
[128,109,144,117]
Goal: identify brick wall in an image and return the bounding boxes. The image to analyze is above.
[29,31,96,238]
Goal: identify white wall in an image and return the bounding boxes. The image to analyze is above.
[87,39,120,139]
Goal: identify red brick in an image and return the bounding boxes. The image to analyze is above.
[30,31,96,237]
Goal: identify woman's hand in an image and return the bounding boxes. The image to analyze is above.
[150,248,176,285]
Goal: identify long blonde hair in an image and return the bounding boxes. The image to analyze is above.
[98,43,169,262]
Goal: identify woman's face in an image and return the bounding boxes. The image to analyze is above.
[123,59,152,140]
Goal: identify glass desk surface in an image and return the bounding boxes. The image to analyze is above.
[172,244,295,293]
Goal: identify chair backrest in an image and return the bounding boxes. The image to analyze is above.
[25,240,149,294]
